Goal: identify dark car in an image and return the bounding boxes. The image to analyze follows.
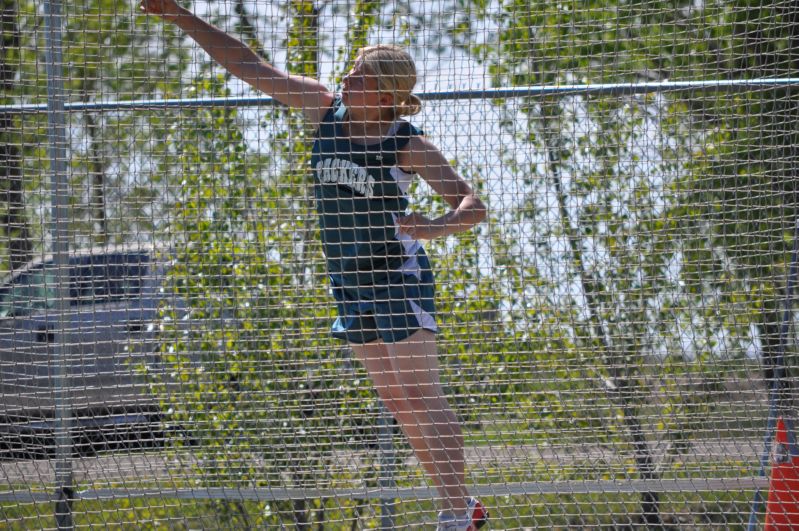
[0,245,181,457]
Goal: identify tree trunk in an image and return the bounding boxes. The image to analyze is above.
[84,112,108,245]
[540,100,662,526]
[0,0,32,270]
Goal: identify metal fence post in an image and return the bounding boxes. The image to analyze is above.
[43,0,73,528]
[378,400,395,529]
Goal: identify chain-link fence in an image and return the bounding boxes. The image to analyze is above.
[2,0,799,528]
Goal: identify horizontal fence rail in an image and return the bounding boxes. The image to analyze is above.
[0,478,772,504]
[1,78,799,114]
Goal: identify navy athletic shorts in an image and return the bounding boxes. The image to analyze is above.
[329,251,438,344]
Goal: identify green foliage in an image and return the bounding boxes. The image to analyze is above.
[457,0,792,493]
[0,0,44,272]
[470,0,798,86]
[151,73,389,524]
[0,0,189,271]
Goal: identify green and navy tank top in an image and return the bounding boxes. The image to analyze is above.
[311,97,424,287]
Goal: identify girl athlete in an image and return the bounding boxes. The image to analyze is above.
[140,2,488,528]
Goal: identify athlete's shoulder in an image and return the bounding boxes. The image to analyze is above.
[392,119,424,139]
[388,121,424,160]
[322,95,346,123]
[395,131,444,175]
[403,132,440,154]
[314,96,345,139]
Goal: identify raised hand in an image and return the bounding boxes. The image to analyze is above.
[139,0,184,20]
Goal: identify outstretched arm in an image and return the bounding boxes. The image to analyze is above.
[139,0,335,127]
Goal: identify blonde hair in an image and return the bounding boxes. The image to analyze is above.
[355,45,422,117]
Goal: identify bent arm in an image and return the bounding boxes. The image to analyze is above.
[142,1,334,127]
[397,136,487,239]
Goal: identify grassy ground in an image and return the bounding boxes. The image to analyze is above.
[0,396,772,529]
[0,439,767,530]
[0,490,761,529]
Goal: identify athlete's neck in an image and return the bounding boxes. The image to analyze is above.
[342,112,396,144]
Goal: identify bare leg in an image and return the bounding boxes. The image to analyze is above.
[350,329,468,514]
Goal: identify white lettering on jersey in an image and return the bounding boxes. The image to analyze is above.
[315,158,375,198]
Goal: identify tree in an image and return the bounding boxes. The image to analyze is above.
[62,0,188,247]
[0,0,188,272]
[151,2,404,526]
[0,0,34,271]
[453,0,799,525]
[671,0,799,410]
[454,0,779,523]
[154,73,349,528]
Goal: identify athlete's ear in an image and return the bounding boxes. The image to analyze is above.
[379,92,394,108]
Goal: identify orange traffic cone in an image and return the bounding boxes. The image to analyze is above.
[766,417,799,530]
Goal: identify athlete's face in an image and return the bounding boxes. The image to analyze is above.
[341,62,392,115]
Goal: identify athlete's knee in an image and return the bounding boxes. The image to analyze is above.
[392,376,443,401]
[400,388,460,427]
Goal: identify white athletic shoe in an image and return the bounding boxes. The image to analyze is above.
[436,497,489,531]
